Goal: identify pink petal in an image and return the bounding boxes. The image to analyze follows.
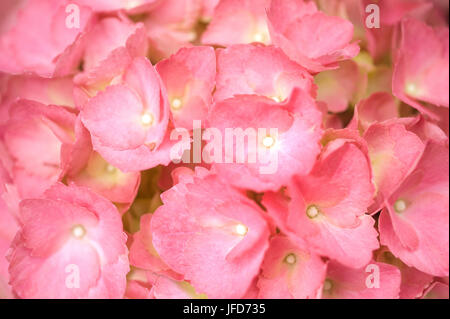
[322,261,401,299]
[215,44,316,102]
[379,142,449,277]
[152,169,270,298]
[257,235,327,299]
[202,0,271,46]
[393,19,449,116]
[156,46,216,129]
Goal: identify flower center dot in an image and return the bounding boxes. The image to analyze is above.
[72,225,86,239]
[262,136,275,148]
[141,113,153,126]
[394,199,407,213]
[253,33,264,42]
[405,83,419,96]
[235,224,248,236]
[171,98,182,110]
[270,96,282,103]
[306,205,320,219]
[323,279,333,291]
[284,253,297,265]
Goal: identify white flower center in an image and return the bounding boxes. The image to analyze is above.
[405,83,422,97]
[394,199,407,213]
[306,205,320,219]
[141,113,153,126]
[72,225,86,239]
[171,98,182,110]
[253,33,265,42]
[235,224,248,236]
[262,136,275,148]
[270,96,281,103]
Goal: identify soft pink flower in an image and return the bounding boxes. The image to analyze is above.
[379,141,449,277]
[129,214,181,279]
[207,88,323,192]
[0,75,75,123]
[2,100,76,199]
[321,261,401,299]
[151,167,270,298]
[82,16,148,73]
[376,247,434,299]
[267,0,360,72]
[144,0,203,61]
[61,119,141,211]
[8,183,129,298]
[0,0,447,300]
[364,119,426,213]
[393,19,449,119]
[348,92,399,133]
[315,60,366,113]
[156,46,216,129]
[0,0,94,77]
[364,0,435,62]
[263,134,379,268]
[214,44,316,102]
[80,57,177,172]
[202,0,271,46]
[257,235,326,299]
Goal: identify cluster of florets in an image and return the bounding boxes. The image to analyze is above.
[0,0,448,299]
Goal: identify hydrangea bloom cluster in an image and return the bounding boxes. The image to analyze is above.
[0,0,448,299]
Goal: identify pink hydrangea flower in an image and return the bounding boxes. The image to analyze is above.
[348,92,399,133]
[363,0,436,62]
[315,60,366,113]
[364,119,426,213]
[61,119,141,211]
[207,88,323,192]
[0,0,94,77]
[82,16,148,73]
[257,235,326,299]
[8,183,129,298]
[393,19,449,118]
[0,75,75,119]
[321,261,401,299]
[379,141,449,277]
[129,213,181,279]
[156,46,216,129]
[151,167,270,298]
[80,57,177,172]
[214,44,316,102]
[263,134,379,268]
[202,0,271,46]
[267,0,360,72]
[0,0,448,300]
[376,247,434,299]
[143,0,204,61]
[1,100,76,199]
